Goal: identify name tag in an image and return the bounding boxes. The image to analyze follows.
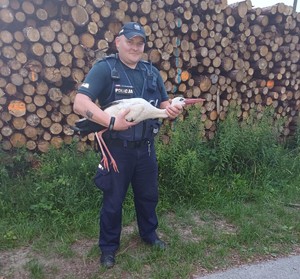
[115,85,134,95]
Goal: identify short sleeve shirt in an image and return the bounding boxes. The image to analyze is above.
[77,60,112,104]
[77,58,169,105]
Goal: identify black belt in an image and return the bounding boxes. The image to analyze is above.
[106,138,150,148]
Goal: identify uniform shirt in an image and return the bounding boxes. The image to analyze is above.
[78,57,169,106]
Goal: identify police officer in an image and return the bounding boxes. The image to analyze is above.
[73,22,182,268]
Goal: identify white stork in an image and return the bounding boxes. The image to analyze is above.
[72,97,205,172]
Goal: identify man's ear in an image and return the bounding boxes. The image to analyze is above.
[115,37,120,50]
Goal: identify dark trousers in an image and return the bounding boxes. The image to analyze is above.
[99,140,159,253]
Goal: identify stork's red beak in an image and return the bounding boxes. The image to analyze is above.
[184,98,205,105]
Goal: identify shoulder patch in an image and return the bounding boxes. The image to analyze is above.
[81,83,89,88]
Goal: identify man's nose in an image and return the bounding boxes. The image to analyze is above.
[132,43,139,50]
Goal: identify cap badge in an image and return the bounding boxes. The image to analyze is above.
[133,24,141,30]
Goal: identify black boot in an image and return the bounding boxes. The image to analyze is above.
[100,252,115,268]
[144,238,167,250]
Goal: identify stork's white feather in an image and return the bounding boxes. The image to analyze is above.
[104,97,187,123]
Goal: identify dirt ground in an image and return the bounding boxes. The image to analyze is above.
[1,240,299,279]
[1,216,299,279]
[0,239,101,279]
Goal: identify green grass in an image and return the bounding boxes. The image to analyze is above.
[25,259,46,279]
[1,107,300,278]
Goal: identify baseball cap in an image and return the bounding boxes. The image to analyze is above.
[118,22,146,42]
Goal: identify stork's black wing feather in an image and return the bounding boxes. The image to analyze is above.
[70,101,121,137]
[71,118,105,137]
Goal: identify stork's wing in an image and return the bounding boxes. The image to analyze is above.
[71,118,104,137]
[70,100,128,136]
[71,98,152,135]
[124,103,148,122]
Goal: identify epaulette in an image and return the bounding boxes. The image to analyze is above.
[93,54,118,65]
[140,59,150,64]
[105,54,118,60]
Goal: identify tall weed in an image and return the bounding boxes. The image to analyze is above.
[157,105,300,206]
[157,108,213,205]
[212,108,297,192]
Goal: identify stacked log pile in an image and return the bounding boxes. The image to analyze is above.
[0,0,299,152]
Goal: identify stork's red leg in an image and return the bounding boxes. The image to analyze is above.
[95,130,119,172]
[94,131,109,170]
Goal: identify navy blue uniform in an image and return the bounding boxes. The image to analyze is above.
[77,56,169,253]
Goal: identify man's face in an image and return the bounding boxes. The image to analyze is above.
[116,35,145,67]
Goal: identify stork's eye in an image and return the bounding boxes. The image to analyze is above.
[180,97,185,101]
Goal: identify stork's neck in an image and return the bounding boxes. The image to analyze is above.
[156,108,169,119]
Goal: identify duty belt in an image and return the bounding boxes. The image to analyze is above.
[106,138,150,148]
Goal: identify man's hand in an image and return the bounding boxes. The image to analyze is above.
[165,104,183,119]
[112,108,137,131]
